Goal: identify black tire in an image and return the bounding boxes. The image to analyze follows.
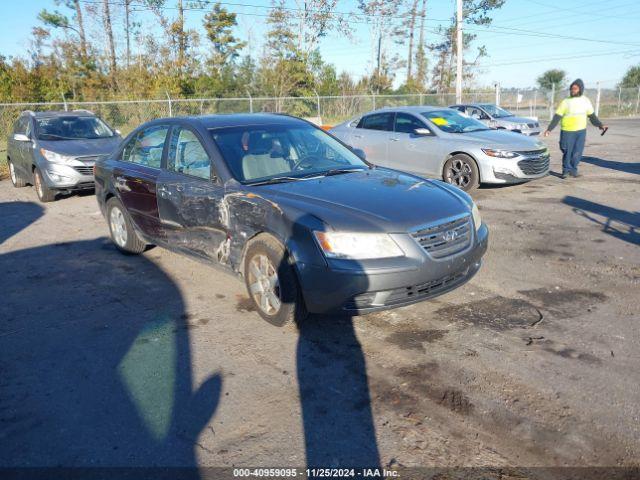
[243,235,307,326]
[8,159,26,188]
[33,167,56,202]
[106,197,146,254]
[443,154,480,192]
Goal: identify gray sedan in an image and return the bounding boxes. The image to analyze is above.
[330,106,550,192]
[449,103,541,136]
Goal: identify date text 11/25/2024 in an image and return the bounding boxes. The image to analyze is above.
[232,468,399,478]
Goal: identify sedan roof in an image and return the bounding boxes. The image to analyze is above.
[172,113,310,129]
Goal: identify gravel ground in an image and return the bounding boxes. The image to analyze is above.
[0,119,638,476]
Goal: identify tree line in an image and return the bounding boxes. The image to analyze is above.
[0,0,509,103]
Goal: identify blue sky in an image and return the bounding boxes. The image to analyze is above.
[1,0,639,89]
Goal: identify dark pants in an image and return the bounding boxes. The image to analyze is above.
[559,129,586,175]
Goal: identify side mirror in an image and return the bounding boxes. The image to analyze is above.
[352,148,366,160]
[414,128,433,136]
[13,133,31,142]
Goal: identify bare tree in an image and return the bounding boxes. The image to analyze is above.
[103,0,117,89]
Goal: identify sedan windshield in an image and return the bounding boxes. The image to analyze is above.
[422,110,490,134]
[36,116,115,140]
[480,104,513,118]
[210,124,368,184]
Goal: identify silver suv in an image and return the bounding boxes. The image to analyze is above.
[449,103,541,136]
[6,110,122,202]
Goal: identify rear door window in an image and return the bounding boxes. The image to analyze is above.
[357,113,394,131]
[167,127,212,180]
[122,125,169,168]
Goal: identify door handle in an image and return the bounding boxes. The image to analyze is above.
[353,135,363,139]
[390,138,399,142]
[176,184,184,192]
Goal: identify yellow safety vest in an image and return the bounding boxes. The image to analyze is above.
[555,96,594,132]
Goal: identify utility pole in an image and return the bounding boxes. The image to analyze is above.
[376,34,382,80]
[455,0,463,104]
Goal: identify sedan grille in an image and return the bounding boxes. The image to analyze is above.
[518,156,550,175]
[514,148,547,156]
[73,166,94,175]
[411,215,472,259]
[75,155,103,162]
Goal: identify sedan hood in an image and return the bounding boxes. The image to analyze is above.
[451,129,544,151]
[38,136,122,158]
[255,168,471,232]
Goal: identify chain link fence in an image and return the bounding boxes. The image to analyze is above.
[2,87,639,174]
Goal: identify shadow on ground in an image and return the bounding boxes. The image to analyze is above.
[581,156,640,176]
[563,195,639,246]
[0,201,44,244]
[0,238,221,475]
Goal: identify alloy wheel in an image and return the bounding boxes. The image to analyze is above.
[247,254,281,315]
[34,171,44,197]
[9,162,17,185]
[109,206,128,248]
[447,158,473,188]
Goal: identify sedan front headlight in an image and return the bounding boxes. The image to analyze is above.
[471,203,482,232]
[481,148,518,159]
[313,231,404,260]
[40,149,75,164]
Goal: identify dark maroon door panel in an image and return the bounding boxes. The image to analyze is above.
[114,163,163,240]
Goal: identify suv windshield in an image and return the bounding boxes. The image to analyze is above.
[480,104,513,118]
[211,124,368,184]
[36,116,115,140]
[422,110,490,134]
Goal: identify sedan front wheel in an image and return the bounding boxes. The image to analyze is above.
[443,154,479,192]
[244,235,307,326]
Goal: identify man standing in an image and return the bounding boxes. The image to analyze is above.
[543,78,607,178]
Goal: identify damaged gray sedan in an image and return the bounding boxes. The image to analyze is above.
[95,114,488,325]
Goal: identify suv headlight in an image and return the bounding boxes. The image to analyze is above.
[40,149,75,164]
[482,148,518,159]
[471,203,482,232]
[313,231,404,260]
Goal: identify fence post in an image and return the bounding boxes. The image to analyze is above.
[61,93,68,111]
[313,89,321,119]
[636,86,640,116]
[165,91,172,116]
[617,86,622,114]
[549,83,555,120]
[516,89,520,114]
[246,90,253,113]
[372,93,376,110]
[495,83,500,106]
[595,82,601,116]
[533,90,537,119]
[419,92,423,105]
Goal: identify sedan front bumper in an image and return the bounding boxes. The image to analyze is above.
[297,223,489,315]
[478,152,550,184]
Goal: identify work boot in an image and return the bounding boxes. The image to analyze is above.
[570,171,581,178]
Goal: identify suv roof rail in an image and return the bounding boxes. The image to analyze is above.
[72,109,95,114]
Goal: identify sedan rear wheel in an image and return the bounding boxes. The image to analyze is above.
[443,154,479,192]
[243,235,307,326]
[106,197,146,254]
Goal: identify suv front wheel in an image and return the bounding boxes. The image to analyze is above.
[33,167,56,202]
[8,160,27,188]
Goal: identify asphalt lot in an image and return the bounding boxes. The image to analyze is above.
[0,119,638,475]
